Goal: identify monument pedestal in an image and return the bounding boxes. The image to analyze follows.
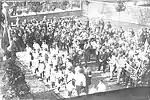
[0,2,9,61]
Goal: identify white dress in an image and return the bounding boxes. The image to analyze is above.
[38,56,45,73]
[50,69,56,83]
[66,71,75,92]
[32,53,39,73]
[45,62,51,78]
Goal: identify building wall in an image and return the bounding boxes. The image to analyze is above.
[82,1,150,26]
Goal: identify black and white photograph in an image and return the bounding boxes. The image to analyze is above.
[0,0,150,100]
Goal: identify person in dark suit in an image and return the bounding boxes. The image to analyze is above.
[98,48,108,73]
[84,41,91,66]
[99,19,105,33]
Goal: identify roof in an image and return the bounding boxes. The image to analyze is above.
[90,0,149,3]
[3,0,44,2]
[2,0,75,2]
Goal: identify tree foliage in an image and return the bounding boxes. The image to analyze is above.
[2,59,30,100]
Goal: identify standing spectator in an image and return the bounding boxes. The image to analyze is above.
[97,80,106,92]
[106,21,112,30]
[108,53,117,80]
[117,55,126,84]
[98,48,108,73]
[99,19,105,33]
[83,65,92,95]
[84,41,91,66]
[65,67,75,97]
[33,40,41,52]
[74,66,86,96]
[38,53,46,79]
[41,40,48,51]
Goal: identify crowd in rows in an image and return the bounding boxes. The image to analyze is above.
[6,15,150,97]
[9,1,80,16]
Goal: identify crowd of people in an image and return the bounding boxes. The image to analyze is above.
[8,1,81,16]
[6,15,150,97]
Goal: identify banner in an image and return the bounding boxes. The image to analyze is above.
[124,63,136,75]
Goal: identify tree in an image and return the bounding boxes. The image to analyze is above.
[2,59,31,100]
[115,1,126,12]
[136,7,150,25]
[0,2,5,28]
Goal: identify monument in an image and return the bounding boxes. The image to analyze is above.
[0,2,9,61]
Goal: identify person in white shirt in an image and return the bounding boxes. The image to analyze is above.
[65,67,75,97]
[97,80,107,92]
[45,60,52,83]
[38,53,46,79]
[74,66,86,96]
[32,52,40,75]
[108,53,117,80]
[26,44,32,54]
[91,40,98,50]
[41,41,48,51]
[128,47,135,58]
[66,59,73,70]
[50,66,57,88]
[50,47,58,55]
[51,55,58,68]
[117,55,126,84]
[33,41,41,52]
